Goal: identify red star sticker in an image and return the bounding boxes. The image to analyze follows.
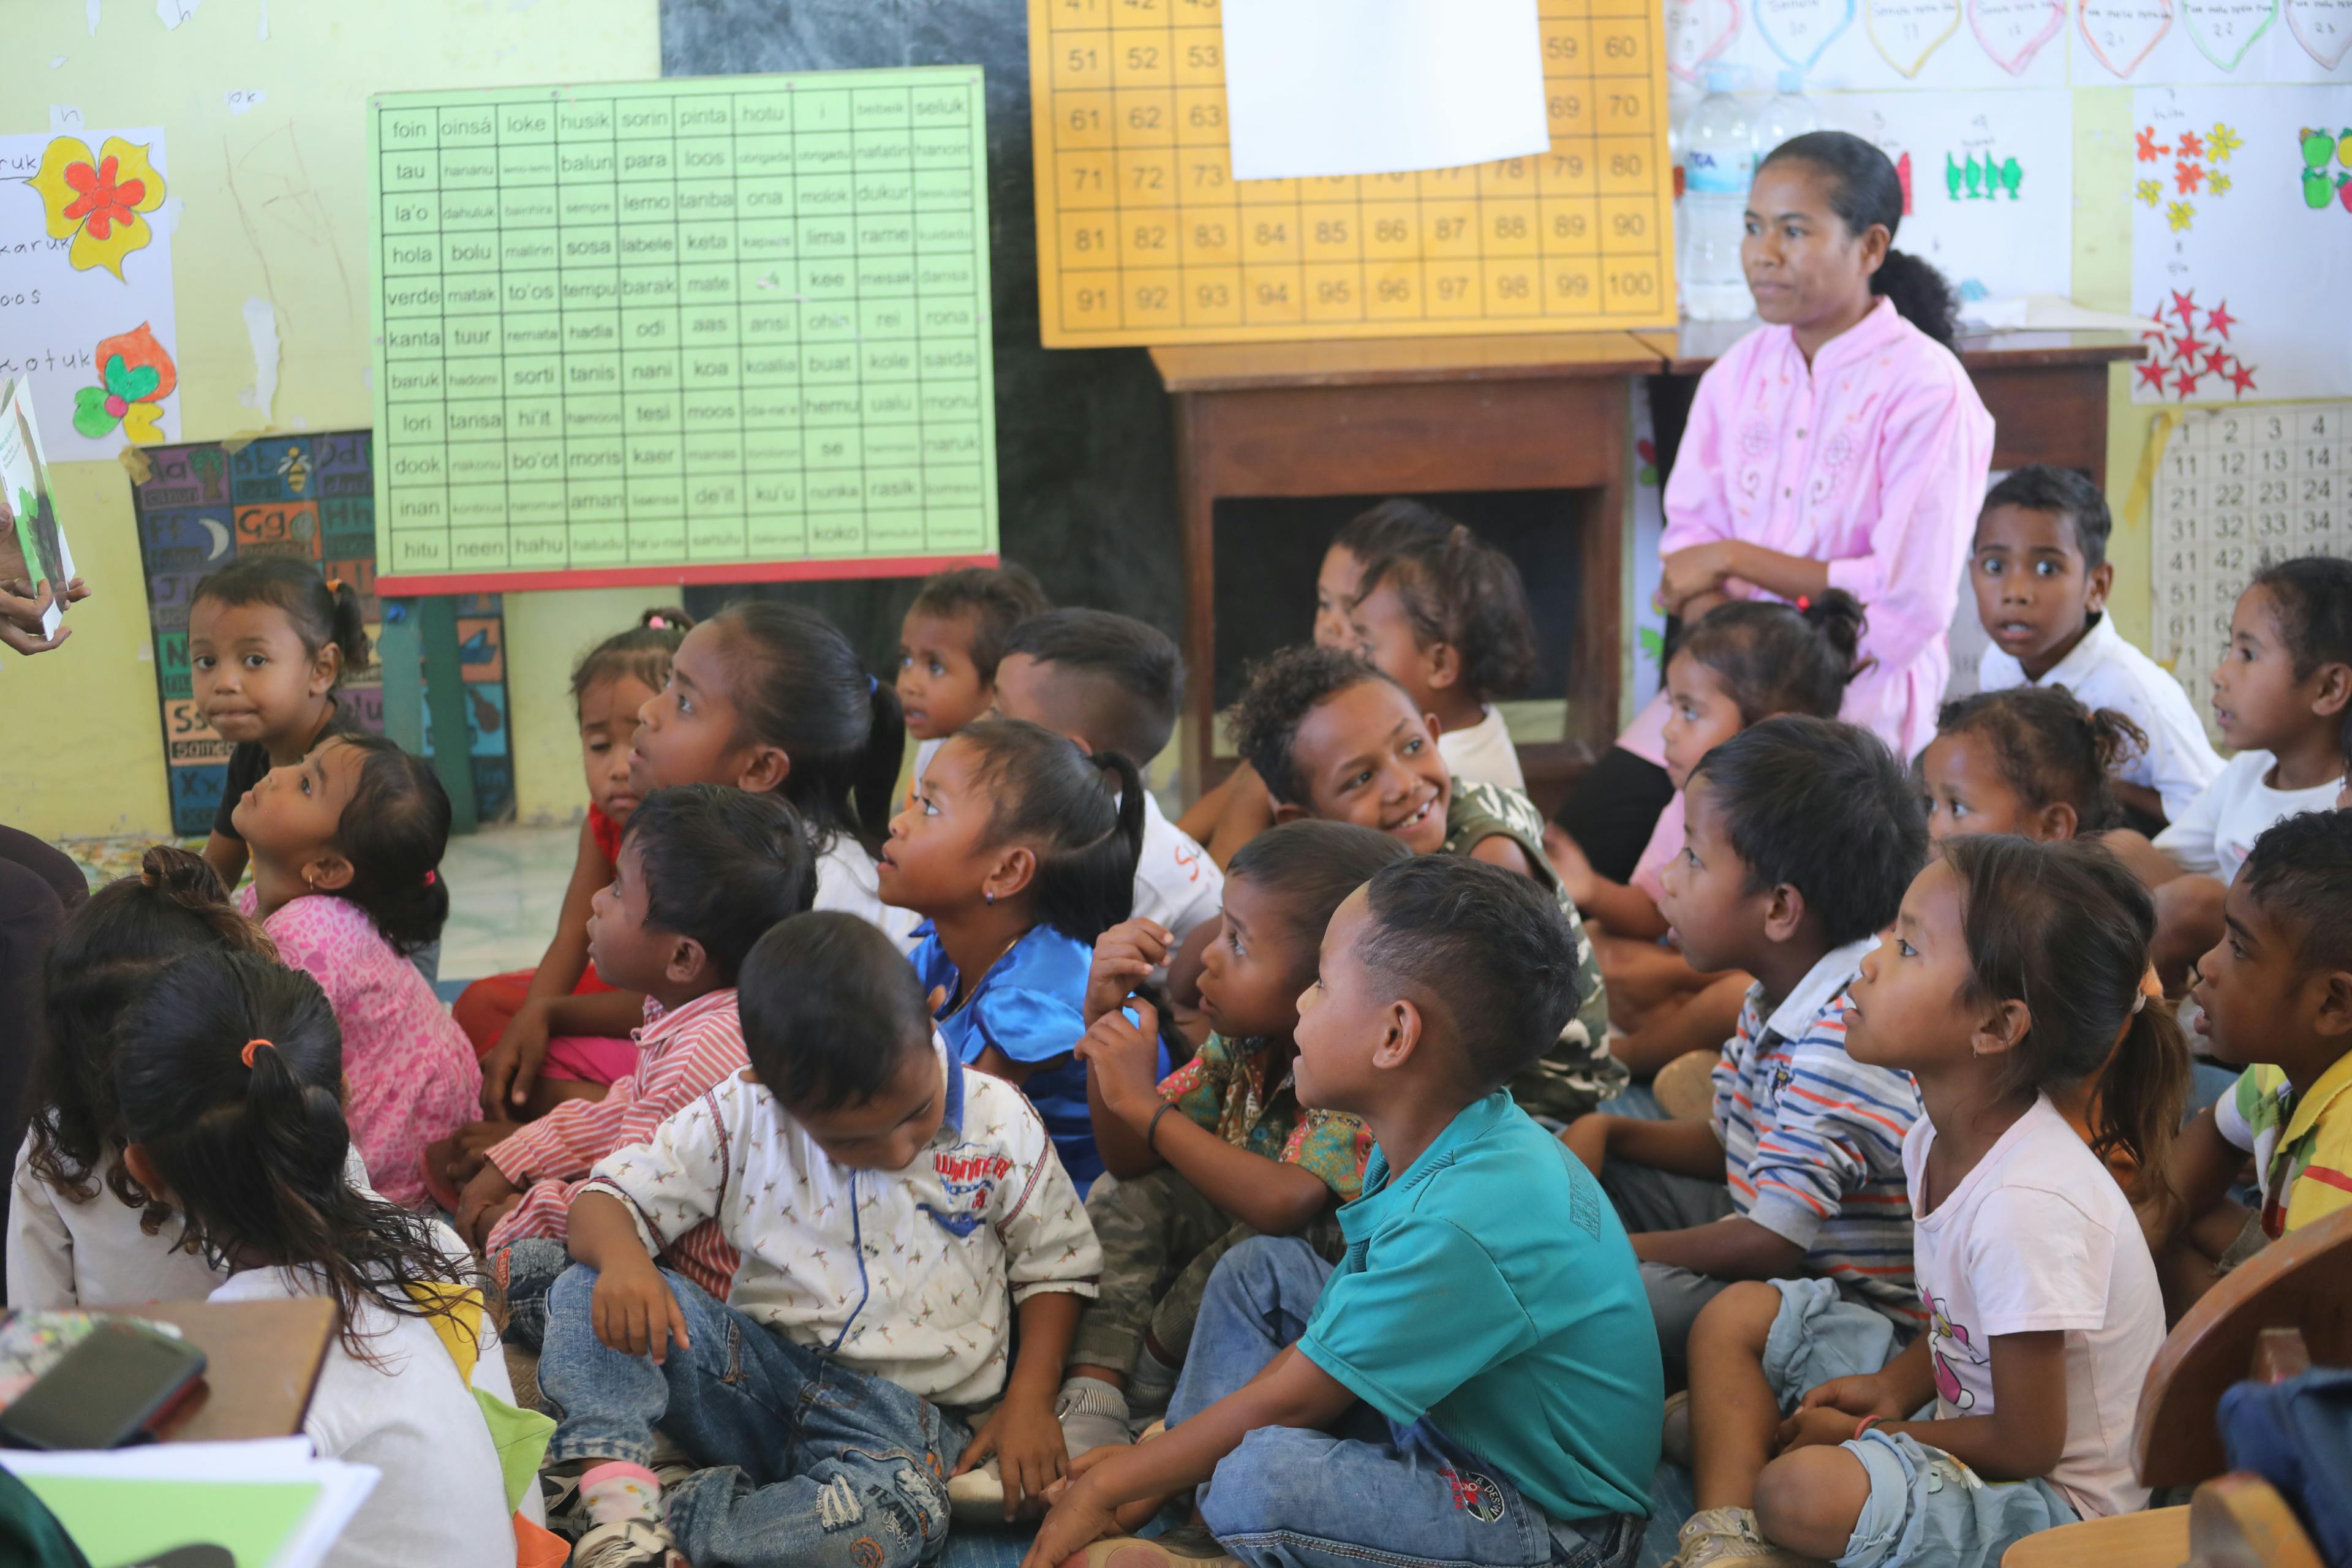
[2227,362,2258,396]
[2136,127,2172,162]
[2176,161,2205,194]
[2170,288,2199,323]
[2173,332,2206,364]
[2136,360,2171,391]
[2204,347,2234,376]
[2177,130,2206,158]
[2204,301,2235,339]
[2174,368,2202,399]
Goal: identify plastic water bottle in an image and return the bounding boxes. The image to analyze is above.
[1679,67,1757,322]
[1666,76,1698,201]
[1754,70,1822,162]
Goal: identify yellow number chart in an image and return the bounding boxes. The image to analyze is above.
[1029,0,1676,347]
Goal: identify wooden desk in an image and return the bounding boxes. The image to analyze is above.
[1152,332,1660,802]
[137,1297,338,1443]
[1634,324,2149,486]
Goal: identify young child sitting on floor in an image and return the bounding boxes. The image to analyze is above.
[1225,644,1617,1122]
[456,608,692,1095]
[1969,466,2220,831]
[437,788,813,1324]
[1675,836,2186,1568]
[1022,856,1661,1568]
[1562,717,1930,1380]
[992,608,1224,949]
[1921,686,2147,845]
[535,911,1101,1568]
[896,562,1050,786]
[1047,821,1410,1465]
[2155,810,2352,1313]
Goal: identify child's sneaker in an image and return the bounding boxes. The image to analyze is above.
[569,1517,688,1568]
[1668,1507,1822,1568]
[948,1382,1136,1523]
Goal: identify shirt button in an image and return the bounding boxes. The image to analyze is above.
[1796,428,1807,437]
[1784,488,1793,497]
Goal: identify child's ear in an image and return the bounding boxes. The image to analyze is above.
[2085,561,2114,614]
[122,1142,172,1204]
[307,641,342,698]
[665,934,710,989]
[984,844,1038,904]
[1761,882,1808,944]
[1270,800,1310,826]
[1970,998,2031,1059]
[1372,996,1423,1071]
[2036,802,2080,842]
[2309,662,2352,720]
[303,851,355,894]
[1422,709,1446,741]
[1425,642,1463,695]
[2313,970,2352,1040]
[736,744,792,794]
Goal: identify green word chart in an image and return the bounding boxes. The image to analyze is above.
[368,69,997,594]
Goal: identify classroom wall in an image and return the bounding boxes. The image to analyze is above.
[0,0,659,839]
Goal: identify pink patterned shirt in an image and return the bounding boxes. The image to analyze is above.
[1656,299,1994,761]
[244,892,483,1210]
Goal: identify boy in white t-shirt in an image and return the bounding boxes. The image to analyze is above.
[2133,560,2352,984]
[536,913,1102,1568]
[990,608,1224,948]
[1970,466,2221,829]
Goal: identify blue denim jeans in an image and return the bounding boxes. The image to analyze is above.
[488,1236,571,1352]
[537,1262,970,1568]
[1170,1237,1642,1568]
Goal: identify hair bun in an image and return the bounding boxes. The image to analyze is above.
[639,606,695,633]
[1797,587,1869,667]
[140,843,230,907]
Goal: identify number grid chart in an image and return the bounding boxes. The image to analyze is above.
[368,70,1000,595]
[2150,403,2351,743]
[1030,0,1676,347]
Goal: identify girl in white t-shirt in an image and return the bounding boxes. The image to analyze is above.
[115,948,529,1568]
[1671,835,2188,1568]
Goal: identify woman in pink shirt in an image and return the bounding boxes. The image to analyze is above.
[1557,132,1992,876]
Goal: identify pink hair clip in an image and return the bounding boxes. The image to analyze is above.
[1795,595,1812,611]
[423,870,437,886]
[647,614,667,629]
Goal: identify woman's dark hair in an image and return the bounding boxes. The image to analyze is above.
[320,734,451,956]
[28,846,274,1229]
[115,950,469,1355]
[1934,686,2147,835]
[624,785,818,985]
[572,607,693,719]
[739,912,935,1114]
[1351,514,1540,703]
[1760,130,1959,351]
[709,601,903,856]
[1673,590,1869,725]
[1228,645,1403,808]
[190,557,372,683]
[909,564,1052,683]
[1227,821,1412,989]
[2250,555,2352,682]
[949,718,1145,948]
[1944,835,2188,1189]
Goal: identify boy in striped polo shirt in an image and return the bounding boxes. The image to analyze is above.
[1564,717,1931,1378]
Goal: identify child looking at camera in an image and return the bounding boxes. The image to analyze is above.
[897,562,1051,785]
[1921,687,2146,845]
[535,912,1101,1568]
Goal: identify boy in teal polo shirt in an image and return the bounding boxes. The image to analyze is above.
[1024,856,1662,1568]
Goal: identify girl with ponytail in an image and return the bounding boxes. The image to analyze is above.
[1923,686,2150,844]
[1558,132,1992,881]
[116,949,529,1568]
[10,846,277,1307]
[187,557,372,889]
[880,717,1149,1187]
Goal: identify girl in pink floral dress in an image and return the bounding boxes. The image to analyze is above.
[231,733,480,1209]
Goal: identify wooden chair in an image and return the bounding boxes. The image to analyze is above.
[2002,1207,2352,1567]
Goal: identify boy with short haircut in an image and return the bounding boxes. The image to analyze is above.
[537,912,1102,1568]
[1562,716,1931,1376]
[897,562,1051,783]
[1022,856,1661,1568]
[1226,644,1618,1121]
[2155,810,2352,1311]
[1971,465,2220,829]
[993,608,1223,947]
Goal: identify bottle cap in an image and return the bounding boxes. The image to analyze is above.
[1705,64,1741,92]
[1776,69,1803,93]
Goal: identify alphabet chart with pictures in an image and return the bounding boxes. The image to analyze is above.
[368,71,998,594]
[2150,402,2350,741]
[1028,0,1677,345]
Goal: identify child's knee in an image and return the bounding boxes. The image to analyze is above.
[1197,1425,1312,1540]
[548,1260,600,1314]
[1692,1279,1784,1359]
[1753,1446,1868,1557]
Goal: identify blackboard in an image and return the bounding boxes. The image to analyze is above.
[663,0,1181,669]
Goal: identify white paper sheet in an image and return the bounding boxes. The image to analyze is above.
[1220,0,1550,181]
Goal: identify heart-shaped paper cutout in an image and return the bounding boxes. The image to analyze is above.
[1967,0,2067,70]
[2180,0,2278,68]
[1668,0,1746,81]
[2284,0,2352,65]
[1754,0,1859,71]
[1868,0,1964,73]
[2078,0,2176,74]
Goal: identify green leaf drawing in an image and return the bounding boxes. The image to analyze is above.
[102,352,160,403]
[70,385,118,439]
[1637,626,1664,665]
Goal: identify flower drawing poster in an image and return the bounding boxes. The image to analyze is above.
[0,128,181,460]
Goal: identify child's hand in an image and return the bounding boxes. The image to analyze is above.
[956,1392,1070,1521]
[1795,1372,1904,1423]
[1084,919,1172,1025]
[1655,543,1737,614]
[455,1164,522,1251]
[1019,1471,1125,1568]
[1075,997,1166,1129]
[480,999,553,1118]
[591,1256,691,1364]
[1542,824,1601,908]
[1559,1114,1613,1177]
[440,1120,516,1186]
[1776,1404,1874,1454]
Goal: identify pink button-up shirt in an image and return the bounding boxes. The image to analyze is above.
[1639,298,1993,763]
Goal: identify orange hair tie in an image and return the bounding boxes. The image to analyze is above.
[324,577,345,594]
[241,1038,271,1068]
